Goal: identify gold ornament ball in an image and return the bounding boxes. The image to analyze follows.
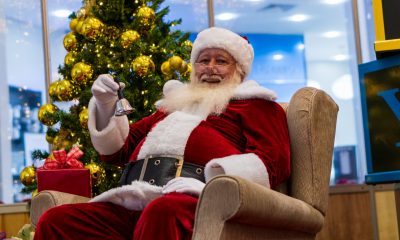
[169,56,183,70]
[131,55,155,77]
[85,162,106,187]
[161,61,172,75]
[38,103,59,126]
[75,20,85,34]
[56,79,74,101]
[120,30,140,48]
[69,18,78,32]
[63,32,78,51]
[182,40,193,49]
[45,132,55,144]
[71,62,93,85]
[64,51,77,66]
[182,63,192,78]
[81,17,103,39]
[20,166,36,187]
[49,81,60,101]
[136,6,155,27]
[52,135,61,149]
[79,108,89,129]
[179,61,188,73]
[52,135,72,150]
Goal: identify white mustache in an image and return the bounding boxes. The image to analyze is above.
[200,75,223,82]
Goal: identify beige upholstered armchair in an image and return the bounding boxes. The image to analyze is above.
[31,87,339,240]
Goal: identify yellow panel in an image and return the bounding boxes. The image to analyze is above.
[0,213,30,237]
[373,0,385,41]
[375,39,400,52]
[375,191,399,240]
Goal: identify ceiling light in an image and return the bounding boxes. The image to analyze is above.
[272,54,284,61]
[297,43,305,50]
[287,14,309,22]
[215,13,239,21]
[323,0,346,4]
[323,31,341,38]
[333,54,349,61]
[331,74,353,100]
[272,79,286,84]
[52,9,72,18]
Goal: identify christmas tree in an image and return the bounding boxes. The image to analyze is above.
[20,0,192,196]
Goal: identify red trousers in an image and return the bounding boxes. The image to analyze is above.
[34,193,198,240]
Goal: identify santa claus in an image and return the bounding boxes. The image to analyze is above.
[34,27,290,240]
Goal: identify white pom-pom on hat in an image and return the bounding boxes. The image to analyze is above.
[163,79,183,96]
[190,27,254,79]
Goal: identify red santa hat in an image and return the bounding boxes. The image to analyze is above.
[190,27,254,79]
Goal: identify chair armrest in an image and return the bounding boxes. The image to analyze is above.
[30,190,90,227]
[193,175,324,239]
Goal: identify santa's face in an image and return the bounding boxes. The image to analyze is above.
[193,48,238,86]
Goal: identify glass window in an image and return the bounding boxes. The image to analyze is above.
[1,0,47,203]
[47,0,82,113]
[214,0,365,185]
[162,0,209,33]
[48,0,82,84]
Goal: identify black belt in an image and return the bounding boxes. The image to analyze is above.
[119,155,205,186]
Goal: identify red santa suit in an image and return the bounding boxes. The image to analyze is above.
[34,79,290,240]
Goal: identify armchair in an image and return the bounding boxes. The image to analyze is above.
[31,87,338,240]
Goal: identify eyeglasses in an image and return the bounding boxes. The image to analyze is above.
[194,62,234,72]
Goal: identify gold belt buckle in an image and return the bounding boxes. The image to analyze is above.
[139,155,150,181]
[175,156,184,178]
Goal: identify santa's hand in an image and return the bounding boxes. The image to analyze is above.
[90,74,127,130]
[91,74,125,105]
[162,177,205,197]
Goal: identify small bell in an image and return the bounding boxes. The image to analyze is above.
[115,98,135,116]
[113,76,135,116]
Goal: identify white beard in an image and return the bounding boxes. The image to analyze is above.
[159,71,242,118]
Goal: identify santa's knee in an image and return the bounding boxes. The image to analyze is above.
[142,195,177,220]
[36,204,71,231]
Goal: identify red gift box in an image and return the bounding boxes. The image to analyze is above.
[36,146,91,198]
[37,168,92,198]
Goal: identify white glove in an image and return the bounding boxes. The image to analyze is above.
[90,181,162,211]
[91,74,125,130]
[162,177,205,197]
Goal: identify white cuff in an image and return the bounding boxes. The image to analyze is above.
[204,153,270,188]
[88,98,129,155]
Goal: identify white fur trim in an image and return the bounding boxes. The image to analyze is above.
[155,80,184,108]
[191,27,254,79]
[88,98,129,155]
[137,111,202,159]
[163,79,184,95]
[89,181,162,211]
[204,153,270,188]
[233,80,277,101]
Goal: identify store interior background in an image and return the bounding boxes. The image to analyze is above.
[0,0,376,203]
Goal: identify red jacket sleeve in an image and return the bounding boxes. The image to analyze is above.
[240,99,291,188]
